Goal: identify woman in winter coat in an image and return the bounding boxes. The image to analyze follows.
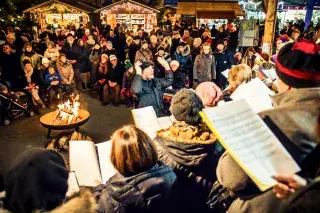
[191,38,202,63]
[85,35,96,50]
[241,47,265,69]
[131,59,174,117]
[135,41,153,63]
[94,125,177,213]
[153,89,224,213]
[173,40,193,88]
[1,148,97,213]
[44,41,60,63]
[193,43,216,89]
[89,44,101,83]
[126,36,139,65]
[56,53,75,94]
[20,43,40,70]
[77,39,91,90]
[96,54,109,106]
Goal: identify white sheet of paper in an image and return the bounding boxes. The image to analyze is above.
[221,69,230,78]
[66,172,80,197]
[231,78,274,113]
[96,141,117,184]
[203,100,300,190]
[263,68,277,81]
[132,106,161,139]
[69,140,102,187]
[157,117,173,130]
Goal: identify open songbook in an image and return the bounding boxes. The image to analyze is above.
[69,140,117,187]
[230,78,274,113]
[200,99,301,191]
[132,106,174,139]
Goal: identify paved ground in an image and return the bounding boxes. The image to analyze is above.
[0,93,134,174]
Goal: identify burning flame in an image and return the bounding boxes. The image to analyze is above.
[53,94,81,125]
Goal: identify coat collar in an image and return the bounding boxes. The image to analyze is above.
[271,87,320,107]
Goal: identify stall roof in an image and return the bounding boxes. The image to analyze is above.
[177,1,245,18]
[95,0,160,13]
[158,5,177,14]
[22,0,94,13]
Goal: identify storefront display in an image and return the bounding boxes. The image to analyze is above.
[96,0,159,32]
[23,0,91,31]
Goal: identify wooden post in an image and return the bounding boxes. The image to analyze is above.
[263,0,278,56]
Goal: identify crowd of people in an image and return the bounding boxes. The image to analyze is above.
[0,17,320,213]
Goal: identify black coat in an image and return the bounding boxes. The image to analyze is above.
[149,44,159,57]
[94,162,178,213]
[63,42,81,68]
[191,46,201,63]
[107,35,118,49]
[154,134,224,213]
[131,71,173,117]
[107,63,124,85]
[117,33,126,60]
[126,43,139,64]
[78,46,91,73]
[214,50,234,88]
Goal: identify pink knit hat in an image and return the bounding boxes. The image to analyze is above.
[195,82,223,107]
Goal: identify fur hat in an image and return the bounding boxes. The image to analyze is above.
[125,60,133,71]
[276,39,320,88]
[4,148,68,213]
[170,89,204,125]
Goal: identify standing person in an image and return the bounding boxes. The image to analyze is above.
[182,29,193,47]
[191,38,202,62]
[117,28,126,64]
[126,36,139,65]
[44,41,60,63]
[82,29,91,43]
[89,44,101,83]
[114,23,120,36]
[173,40,193,88]
[190,23,199,38]
[0,43,25,90]
[193,43,216,89]
[20,43,40,70]
[107,29,118,50]
[120,60,136,107]
[149,35,159,57]
[229,27,239,54]
[201,28,212,45]
[63,33,82,92]
[134,29,147,47]
[214,43,234,88]
[77,39,91,90]
[106,55,124,106]
[171,31,181,56]
[131,58,174,116]
[94,125,177,213]
[135,41,153,63]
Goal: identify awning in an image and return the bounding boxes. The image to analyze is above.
[95,0,160,13]
[177,2,245,19]
[22,0,93,13]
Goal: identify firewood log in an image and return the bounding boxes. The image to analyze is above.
[71,131,78,140]
[47,139,56,149]
[77,132,83,140]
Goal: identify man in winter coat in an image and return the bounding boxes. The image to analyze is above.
[216,39,320,213]
[117,28,126,64]
[131,58,174,117]
[182,29,193,47]
[173,40,193,88]
[106,55,124,106]
[193,43,216,89]
[214,44,234,88]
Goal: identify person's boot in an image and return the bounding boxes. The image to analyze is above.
[82,83,86,90]
[101,101,109,106]
[36,99,46,109]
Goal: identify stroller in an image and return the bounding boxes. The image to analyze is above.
[0,92,34,126]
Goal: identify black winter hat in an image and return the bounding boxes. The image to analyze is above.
[170,89,204,125]
[4,148,69,213]
[276,39,320,88]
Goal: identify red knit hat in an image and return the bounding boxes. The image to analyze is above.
[276,39,320,88]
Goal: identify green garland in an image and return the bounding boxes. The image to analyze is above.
[242,19,256,31]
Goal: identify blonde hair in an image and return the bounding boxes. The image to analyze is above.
[200,42,211,54]
[163,36,172,47]
[228,64,252,93]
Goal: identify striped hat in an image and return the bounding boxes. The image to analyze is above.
[275,39,320,88]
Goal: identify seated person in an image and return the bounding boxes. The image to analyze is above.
[131,58,174,116]
[195,82,223,107]
[44,41,60,63]
[45,65,63,108]
[94,125,177,213]
[56,53,76,94]
[97,54,109,106]
[120,60,136,107]
[170,60,188,89]
[106,55,124,107]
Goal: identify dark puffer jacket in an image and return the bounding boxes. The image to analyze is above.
[173,46,193,76]
[131,71,173,116]
[94,162,177,213]
[153,122,224,213]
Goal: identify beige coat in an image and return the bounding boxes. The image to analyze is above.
[56,61,74,85]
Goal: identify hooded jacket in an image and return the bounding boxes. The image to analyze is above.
[173,46,193,76]
[94,162,177,213]
[56,60,74,85]
[153,121,224,213]
[131,71,173,117]
[193,53,216,82]
[216,88,320,213]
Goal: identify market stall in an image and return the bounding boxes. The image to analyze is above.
[95,0,160,32]
[22,0,92,31]
[158,5,180,26]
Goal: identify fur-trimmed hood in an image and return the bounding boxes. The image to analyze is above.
[175,45,191,56]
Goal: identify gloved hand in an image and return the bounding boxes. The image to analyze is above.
[120,88,126,95]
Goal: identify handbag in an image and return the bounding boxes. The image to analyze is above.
[206,181,237,213]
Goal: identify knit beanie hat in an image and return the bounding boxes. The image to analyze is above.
[195,82,223,107]
[170,89,204,125]
[276,39,320,88]
[125,60,133,71]
[109,54,117,61]
[4,148,69,213]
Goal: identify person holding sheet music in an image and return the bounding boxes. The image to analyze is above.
[214,39,320,213]
[131,58,174,116]
[153,89,224,213]
[93,125,178,213]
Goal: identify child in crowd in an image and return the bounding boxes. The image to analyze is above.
[120,60,135,107]
[45,65,63,108]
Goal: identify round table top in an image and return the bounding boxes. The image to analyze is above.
[40,109,90,130]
